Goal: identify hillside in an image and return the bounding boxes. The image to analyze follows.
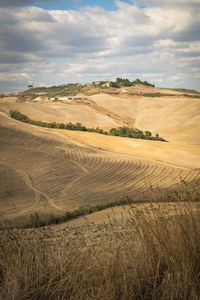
[0,83,200,299]
[1,0,200,296]
[0,108,199,226]
[1,85,200,144]
[21,82,200,98]
[0,83,199,227]
[1,197,200,299]
[89,93,200,144]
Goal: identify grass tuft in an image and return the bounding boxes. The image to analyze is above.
[0,188,200,299]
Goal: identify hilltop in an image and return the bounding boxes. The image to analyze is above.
[17,79,200,99]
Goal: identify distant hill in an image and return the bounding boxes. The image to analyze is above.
[21,79,200,100]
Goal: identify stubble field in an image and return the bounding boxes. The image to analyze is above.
[0,87,200,225]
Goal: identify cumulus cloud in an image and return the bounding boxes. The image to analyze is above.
[0,0,199,92]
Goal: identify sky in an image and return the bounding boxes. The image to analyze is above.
[0,0,199,92]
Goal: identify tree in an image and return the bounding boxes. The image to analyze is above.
[155,133,159,139]
[110,128,118,136]
[56,123,65,129]
[145,131,152,137]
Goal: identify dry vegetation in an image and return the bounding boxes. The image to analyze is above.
[0,85,200,299]
[0,113,199,225]
[90,92,200,144]
[1,193,200,299]
[1,85,200,143]
[0,85,200,225]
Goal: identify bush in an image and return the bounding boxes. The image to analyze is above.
[10,110,30,123]
[10,111,167,142]
[110,78,155,88]
[132,78,155,87]
[109,126,166,141]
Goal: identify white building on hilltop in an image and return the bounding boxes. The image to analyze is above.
[32,97,42,102]
[94,80,111,87]
[49,96,84,102]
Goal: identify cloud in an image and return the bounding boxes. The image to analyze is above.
[149,0,200,7]
[0,0,58,7]
[0,0,83,7]
[0,0,199,92]
[0,52,41,64]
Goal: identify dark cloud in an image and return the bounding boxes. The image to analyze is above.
[0,8,55,54]
[0,52,39,64]
[0,80,25,92]
[171,27,200,43]
[175,51,200,58]
[0,28,49,52]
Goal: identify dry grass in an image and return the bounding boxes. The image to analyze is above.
[90,93,200,144]
[1,118,199,224]
[1,87,200,144]
[0,197,200,300]
[0,88,200,298]
[0,101,125,130]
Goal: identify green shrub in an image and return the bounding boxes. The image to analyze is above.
[109,126,166,141]
[10,111,167,142]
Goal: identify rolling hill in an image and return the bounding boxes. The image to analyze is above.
[0,85,200,225]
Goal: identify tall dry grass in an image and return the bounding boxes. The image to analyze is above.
[0,201,200,300]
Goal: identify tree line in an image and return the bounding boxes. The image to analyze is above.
[10,110,167,142]
[109,78,155,88]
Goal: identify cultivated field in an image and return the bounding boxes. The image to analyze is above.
[0,86,200,299]
[1,120,198,224]
[90,93,200,144]
[1,86,200,143]
[0,86,200,226]
[0,101,125,130]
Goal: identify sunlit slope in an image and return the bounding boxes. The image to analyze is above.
[117,85,197,95]
[1,87,199,144]
[90,94,200,144]
[0,114,199,224]
[0,102,125,130]
[58,130,200,169]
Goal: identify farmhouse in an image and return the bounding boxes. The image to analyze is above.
[32,96,42,102]
[34,92,46,96]
[49,96,84,102]
[94,80,111,87]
